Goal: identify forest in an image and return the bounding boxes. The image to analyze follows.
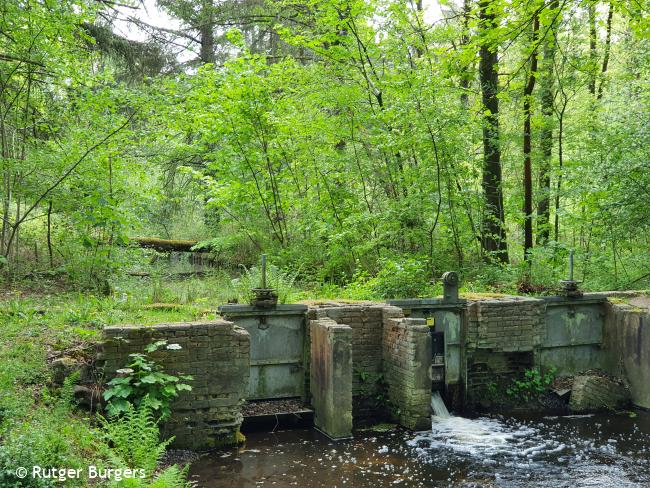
[0,0,648,296]
[0,1,649,487]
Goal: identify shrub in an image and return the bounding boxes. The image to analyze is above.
[506,367,557,402]
[345,257,436,299]
[103,341,192,419]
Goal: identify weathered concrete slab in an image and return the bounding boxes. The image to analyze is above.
[569,374,630,412]
[219,304,308,400]
[603,303,650,409]
[310,317,353,439]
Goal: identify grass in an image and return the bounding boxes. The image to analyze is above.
[0,275,240,487]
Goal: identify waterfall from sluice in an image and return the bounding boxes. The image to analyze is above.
[430,390,451,418]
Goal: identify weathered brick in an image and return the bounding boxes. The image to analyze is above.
[100,320,249,450]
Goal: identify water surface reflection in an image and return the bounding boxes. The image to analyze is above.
[189,411,650,487]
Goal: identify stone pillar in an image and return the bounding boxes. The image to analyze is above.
[309,317,353,439]
[382,316,432,430]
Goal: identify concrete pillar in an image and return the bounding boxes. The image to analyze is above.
[310,318,353,439]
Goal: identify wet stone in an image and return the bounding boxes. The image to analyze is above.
[569,374,631,412]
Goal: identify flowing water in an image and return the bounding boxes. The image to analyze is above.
[189,409,650,487]
[431,391,451,418]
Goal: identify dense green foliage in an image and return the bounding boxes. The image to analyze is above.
[1,0,649,293]
[506,367,558,403]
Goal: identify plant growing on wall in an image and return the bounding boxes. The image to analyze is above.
[230,264,300,303]
[103,340,192,419]
[506,367,557,403]
[354,369,396,418]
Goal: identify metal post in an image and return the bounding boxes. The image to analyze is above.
[261,254,267,289]
[560,248,582,297]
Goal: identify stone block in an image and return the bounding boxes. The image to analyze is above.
[310,318,353,439]
[99,319,249,450]
[569,374,631,412]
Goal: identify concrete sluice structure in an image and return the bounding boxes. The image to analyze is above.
[97,274,650,450]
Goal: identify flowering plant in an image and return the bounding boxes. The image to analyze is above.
[104,340,192,419]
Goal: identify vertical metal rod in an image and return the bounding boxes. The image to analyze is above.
[569,249,574,281]
[261,254,267,289]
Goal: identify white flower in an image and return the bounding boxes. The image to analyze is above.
[116,368,134,375]
[166,343,182,350]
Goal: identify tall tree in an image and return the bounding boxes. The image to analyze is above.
[597,2,614,100]
[523,12,540,260]
[588,1,598,96]
[478,0,508,263]
[537,0,560,244]
[157,0,218,64]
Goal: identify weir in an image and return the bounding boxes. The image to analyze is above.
[96,262,650,450]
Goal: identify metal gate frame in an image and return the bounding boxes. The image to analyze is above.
[219,304,308,400]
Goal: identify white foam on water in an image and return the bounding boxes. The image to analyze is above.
[409,415,542,459]
[404,411,650,486]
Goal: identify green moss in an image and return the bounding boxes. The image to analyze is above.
[209,430,244,448]
[359,422,397,432]
[461,292,510,300]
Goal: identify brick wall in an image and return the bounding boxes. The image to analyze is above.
[382,314,432,430]
[308,305,386,419]
[99,320,249,450]
[465,298,545,404]
[307,304,432,427]
[467,297,545,352]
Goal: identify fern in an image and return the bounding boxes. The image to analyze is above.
[100,400,172,479]
[231,264,300,303]
[147,465,191,488]
[109,465,191,488]
[54,371,80,418]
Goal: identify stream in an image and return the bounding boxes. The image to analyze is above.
[189,410,650,487]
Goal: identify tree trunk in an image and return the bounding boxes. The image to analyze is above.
[554,98,567,243]
[1,117,10,256]
[478,0,509,263]
[460,0,472,108]
[537,0,559,245]
[588,3,597,97]
[523,14,540,260]
[198,1,216,64]
[597,3,614,100]
[131,237,198,252]
[11,197,21,262]
[47,200,54,267]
